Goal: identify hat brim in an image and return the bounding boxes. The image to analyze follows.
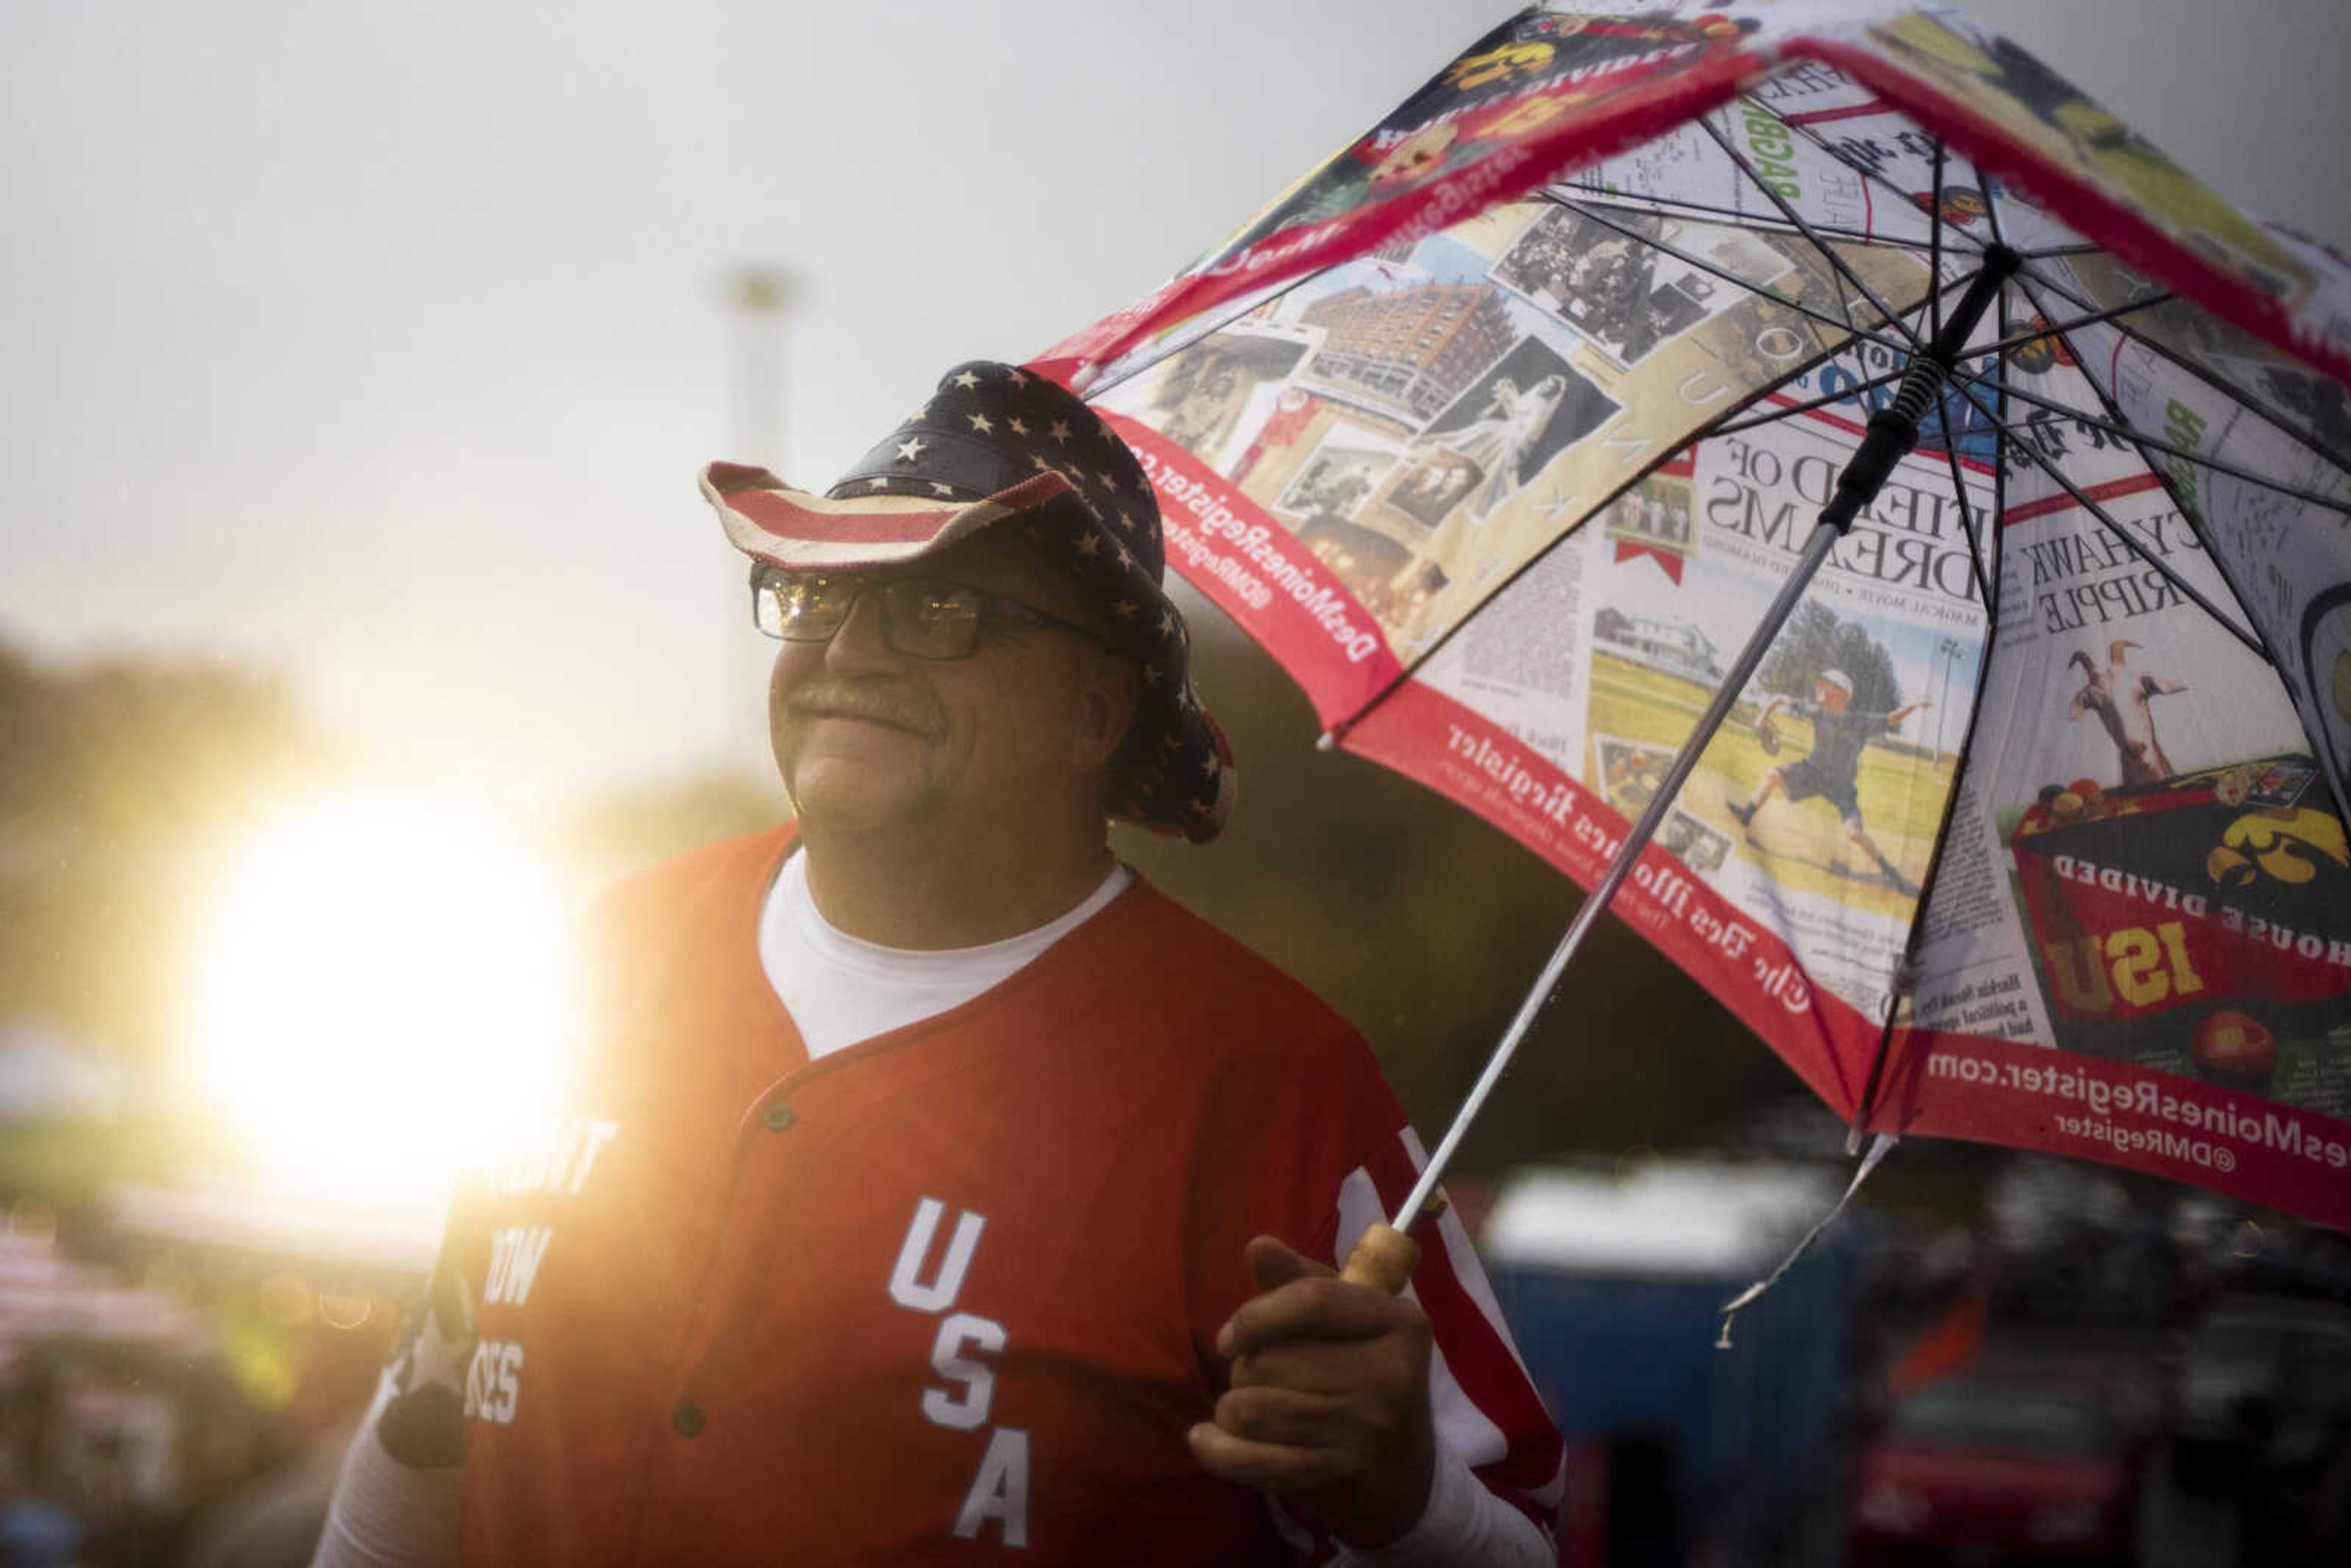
[702,462,1081,571]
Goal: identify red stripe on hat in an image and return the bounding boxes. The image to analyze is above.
[1365,1136,1567,1501]
[721,470,1078,547]
[726,489,960,545]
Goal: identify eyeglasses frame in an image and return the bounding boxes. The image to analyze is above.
[750,562,1113,661]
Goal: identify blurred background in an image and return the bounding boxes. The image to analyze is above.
[3,1,2349,1562]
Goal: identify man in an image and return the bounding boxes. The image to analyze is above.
[1728,667,1930,894]
[313,364,1561,1565]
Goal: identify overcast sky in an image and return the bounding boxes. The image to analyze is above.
[4,0,2345,813]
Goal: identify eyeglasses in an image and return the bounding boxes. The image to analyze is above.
[751,565,1109,661]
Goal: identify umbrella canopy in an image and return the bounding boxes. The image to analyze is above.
[1033,2,2351,1228]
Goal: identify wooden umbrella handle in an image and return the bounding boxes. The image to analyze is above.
[1339,1221,1421,1294]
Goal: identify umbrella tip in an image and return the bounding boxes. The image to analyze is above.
[1315,731,1338,752]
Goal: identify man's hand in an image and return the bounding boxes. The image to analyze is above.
[1189,1235,1437,1548]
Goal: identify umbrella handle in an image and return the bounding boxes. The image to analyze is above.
[1340,1221,1421,1294]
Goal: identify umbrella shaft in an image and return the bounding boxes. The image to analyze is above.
[1394,519,1847,1230]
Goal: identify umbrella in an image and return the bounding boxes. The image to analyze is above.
[1031,1,2351,1239]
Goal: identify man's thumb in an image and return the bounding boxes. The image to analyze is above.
[1243,1234,1332,1291]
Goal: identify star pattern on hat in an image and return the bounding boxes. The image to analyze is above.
[952,370,981,389]
[969,412,994,433]
[896,437,927,464]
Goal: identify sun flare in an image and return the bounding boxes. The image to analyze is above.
[187,793,580,1207]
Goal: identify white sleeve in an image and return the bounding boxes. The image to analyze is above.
[1327,1438,1552,1568]
[307,1369,466,1568]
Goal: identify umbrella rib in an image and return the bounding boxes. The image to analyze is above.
[1997,264,2351,483]
[1942,373,2267,655]
[1935,417,1996,614]
[1972,156,2009,250]
[1706,367,1915,437]
[1978,293,2177,359]
[1549,195,1925,360]
[1946,358,2351,517]
[1555,184,1964,257]
[1927,138,1947,343]
[1697,116,1927,353]
[2011,269,2308,675]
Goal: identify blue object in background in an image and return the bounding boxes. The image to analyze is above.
[0,1499,84,1568]
[1480,1163,1875,1566]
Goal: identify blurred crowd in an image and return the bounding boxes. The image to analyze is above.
[0,1201,392,1568]
[0,1140,2342,1566]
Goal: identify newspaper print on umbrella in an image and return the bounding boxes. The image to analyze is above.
[1035,2,2351,1228]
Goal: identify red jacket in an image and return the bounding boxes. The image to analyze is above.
[451,826,1560,1564]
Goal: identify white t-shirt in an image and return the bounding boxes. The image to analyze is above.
[757,849,1134,1058]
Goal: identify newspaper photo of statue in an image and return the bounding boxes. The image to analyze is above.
[2065,638,2190,786]
[1377,337,1616,595]
[1428,372,1569,517]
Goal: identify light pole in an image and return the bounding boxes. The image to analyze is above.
[1933,635,1965,766]
[723,266,801,777]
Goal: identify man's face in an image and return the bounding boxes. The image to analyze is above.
[767,529,1125,842]
[1815,677,1851,713]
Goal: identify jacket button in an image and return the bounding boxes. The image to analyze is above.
[672,1403,705,1438]
[760,1101,797,1132]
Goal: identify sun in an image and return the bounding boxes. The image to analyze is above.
[187,792,580,1207]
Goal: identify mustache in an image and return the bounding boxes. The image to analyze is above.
[781,677,948,738]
